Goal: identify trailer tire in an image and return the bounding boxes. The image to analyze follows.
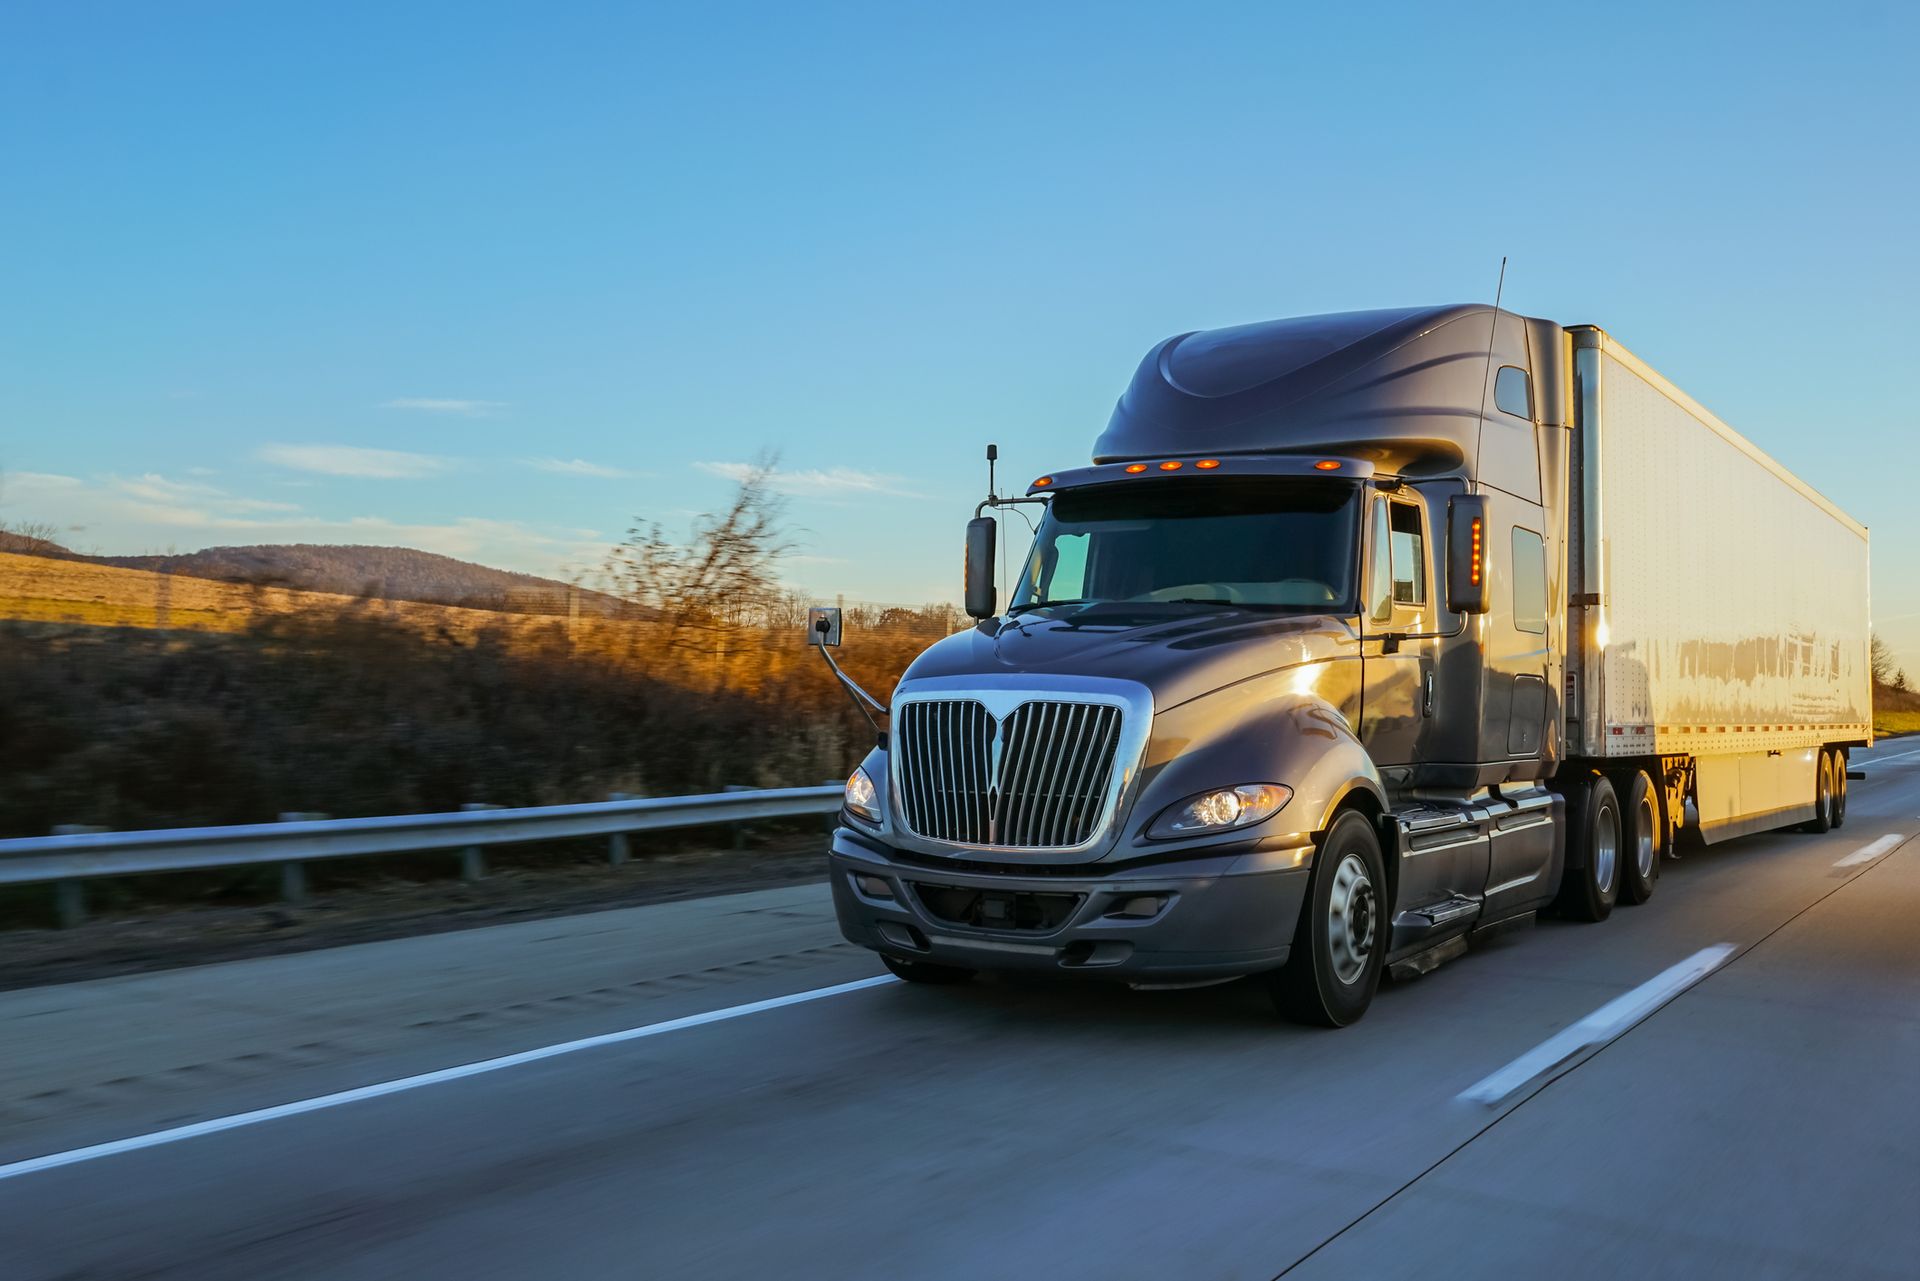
[1801,752,1835,834]
[1831,750,1848,828]
[880,955,975,985]
[1618,771,1661,906]
[1554,775,1621,923]
[1271,810,1386,1028]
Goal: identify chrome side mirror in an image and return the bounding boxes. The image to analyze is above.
[806,605,842,647]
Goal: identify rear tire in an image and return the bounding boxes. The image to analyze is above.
[1271,811,1387,1028]
[1618,771,1662,906]
[1802,751,1835,834]
[1555,775,1621,923]
[881,955,975,985]
[1831,750,1848,828]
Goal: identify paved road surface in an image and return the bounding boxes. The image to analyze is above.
[4,742,1919,1279]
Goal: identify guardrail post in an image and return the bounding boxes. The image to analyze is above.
[277,812,327,902]
[607,793,632,865]
[50,824,105,928]
[458,804,499,880]
[723,784,752,849]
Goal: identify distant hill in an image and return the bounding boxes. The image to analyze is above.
[85,544,609,614]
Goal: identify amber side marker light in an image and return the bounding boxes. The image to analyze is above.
[1158,460,1183,471]
[1314,459,1343,471]
[1470,516,1484,586]
[1033,476,1053,487]
[1124,463,1149,474]
[1195,459,1221,469]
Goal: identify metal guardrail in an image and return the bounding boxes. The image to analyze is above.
[0,786,845,925]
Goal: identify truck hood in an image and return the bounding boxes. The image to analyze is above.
[899,608,1360,711]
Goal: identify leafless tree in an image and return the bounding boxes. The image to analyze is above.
[1870,633,1897,687]
[0,518,63,555]
[601,451,794,660]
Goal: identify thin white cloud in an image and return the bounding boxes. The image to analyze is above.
[380,398,505,416]
[695,460,918,498]
[258,444,448,479]
[526,457,632,479]
[4,470,83,490]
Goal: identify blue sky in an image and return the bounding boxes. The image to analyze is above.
[2,2,1916,664]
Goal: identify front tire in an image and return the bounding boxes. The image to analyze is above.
[1270,810,1386,1028]
[1555,775,1621,922]
[881,955,975,985]
[1618,771,1662,906]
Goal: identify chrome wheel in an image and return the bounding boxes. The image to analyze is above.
[1327,851,1377,985]
[1594,804,1619,893]
[1634,794,1657,882]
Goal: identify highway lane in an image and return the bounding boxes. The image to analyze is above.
[2,742,1917,1280]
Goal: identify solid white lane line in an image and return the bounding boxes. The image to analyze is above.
[1835,834,1906,868]
[1459,944,1737,1107]
[0,973,899,1183]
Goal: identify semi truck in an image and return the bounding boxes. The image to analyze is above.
[817,304,1872,1026]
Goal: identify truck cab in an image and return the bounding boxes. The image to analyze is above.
[825,304,1867,1025]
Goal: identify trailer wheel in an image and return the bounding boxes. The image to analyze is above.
[1554,775,1620,922]
[1270,810,1386,1028]
[880,955,976,985]
[1618,771,1661,906]
[1801,752,1835,834]
[1831,750,1848,828]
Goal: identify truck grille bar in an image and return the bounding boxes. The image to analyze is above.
[895,698,1124,849]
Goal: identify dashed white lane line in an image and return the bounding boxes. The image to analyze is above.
[1835,834,1906,869]
[1459,945,1737,1107]
[1861,746,1920,767]
[0,974,899,1183]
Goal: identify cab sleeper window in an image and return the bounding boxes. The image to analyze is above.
[1512,527,1547,633]
[1494,365,1532,420]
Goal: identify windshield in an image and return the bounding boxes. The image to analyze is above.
[1009,477,1362,614]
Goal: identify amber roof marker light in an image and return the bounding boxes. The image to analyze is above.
[1158,460,1183,471]
[1314,459,1343,471]
[1124,463,1149,474]
[1195,459,1221,469]
[1032,476,1053,487]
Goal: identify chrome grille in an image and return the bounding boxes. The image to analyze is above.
[895,698,1124,849]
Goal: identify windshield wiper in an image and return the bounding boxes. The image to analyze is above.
[1011,598,1098,611]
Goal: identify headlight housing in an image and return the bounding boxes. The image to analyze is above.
[1148,783,1291,838]
[844,766,880,823]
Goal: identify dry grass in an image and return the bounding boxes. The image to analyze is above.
[0,551,560,639]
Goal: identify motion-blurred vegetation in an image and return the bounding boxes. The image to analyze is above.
[0,464,957,838]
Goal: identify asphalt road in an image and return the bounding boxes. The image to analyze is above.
[4,742,1919,1280]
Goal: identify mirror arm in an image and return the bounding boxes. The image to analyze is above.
[973,494,1049,519]
[814,638,887,734]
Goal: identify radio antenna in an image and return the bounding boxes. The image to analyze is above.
[1473,256,1508,464]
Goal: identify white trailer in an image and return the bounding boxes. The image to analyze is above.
[1567,328,1871,843]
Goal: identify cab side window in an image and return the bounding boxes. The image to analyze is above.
[1367,500,1394,623]
[1389,502,1426,606]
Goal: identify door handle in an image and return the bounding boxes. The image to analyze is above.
[1423,669,1435,718]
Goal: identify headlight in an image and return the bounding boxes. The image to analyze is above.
[1148,783,1291,838]
[844,766,880,823]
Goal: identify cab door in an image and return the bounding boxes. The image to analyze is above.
[1358,492,1435,794]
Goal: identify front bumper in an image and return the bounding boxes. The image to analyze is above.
[829,827,1314,981]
